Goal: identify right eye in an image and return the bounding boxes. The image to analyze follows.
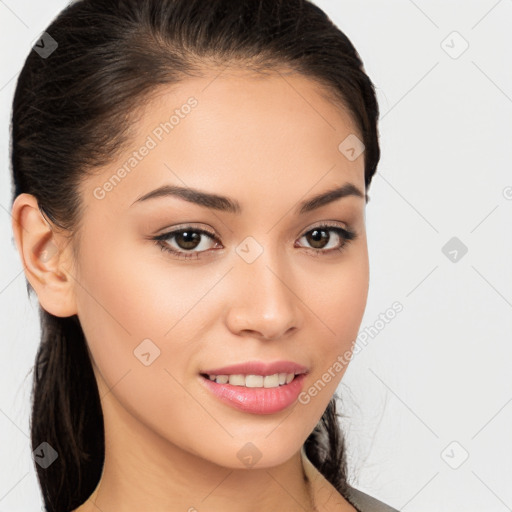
[152,226,221,260]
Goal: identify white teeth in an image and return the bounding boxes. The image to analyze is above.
[263,374,279,388]
[228,374,246,386]
[246,375,264,387]
[207,372,298,388]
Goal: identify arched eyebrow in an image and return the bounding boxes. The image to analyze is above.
[131,182,366,214]
[296,183,366,214]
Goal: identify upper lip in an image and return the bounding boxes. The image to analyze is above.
[201,360,309,376]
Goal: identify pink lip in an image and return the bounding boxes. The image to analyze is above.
[201,360,308,376]
[199,373,308,415]
[198,360,309,415]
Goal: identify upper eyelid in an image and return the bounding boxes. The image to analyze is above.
[158,220,350,238]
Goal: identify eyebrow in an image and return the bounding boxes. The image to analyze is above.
[131,182,366,215]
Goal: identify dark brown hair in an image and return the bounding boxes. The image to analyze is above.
[10,1,380,510]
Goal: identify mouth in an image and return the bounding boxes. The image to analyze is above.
[198,361,309,415]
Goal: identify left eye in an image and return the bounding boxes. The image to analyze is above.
[152,224,357,260]
[296,225,355,252]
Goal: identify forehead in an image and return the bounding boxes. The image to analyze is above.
[84,67,365,213]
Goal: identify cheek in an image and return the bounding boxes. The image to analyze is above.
[305,242,369,353]
[72,232,200,384]
[296,245,369,411]
[76,225,214,335]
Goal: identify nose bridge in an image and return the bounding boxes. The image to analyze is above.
[226,236,300,338]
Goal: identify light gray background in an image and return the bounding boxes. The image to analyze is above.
[1,1,511,510]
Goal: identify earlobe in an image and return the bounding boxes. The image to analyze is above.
[11,193,78,317]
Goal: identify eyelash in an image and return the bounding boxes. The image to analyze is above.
[152,223,357,261]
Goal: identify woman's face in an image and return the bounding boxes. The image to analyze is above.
[72,67,369,470]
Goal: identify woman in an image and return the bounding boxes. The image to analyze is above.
[10,0,399,510]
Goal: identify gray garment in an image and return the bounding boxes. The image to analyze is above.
[345,485,400,512]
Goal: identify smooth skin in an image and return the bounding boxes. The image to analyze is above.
[12,66,368,511]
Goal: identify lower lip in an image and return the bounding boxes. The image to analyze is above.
[199,373,307,415]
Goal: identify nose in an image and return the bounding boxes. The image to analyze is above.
[224,248,302,341]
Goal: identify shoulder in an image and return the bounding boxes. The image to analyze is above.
[345,485,400,512]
